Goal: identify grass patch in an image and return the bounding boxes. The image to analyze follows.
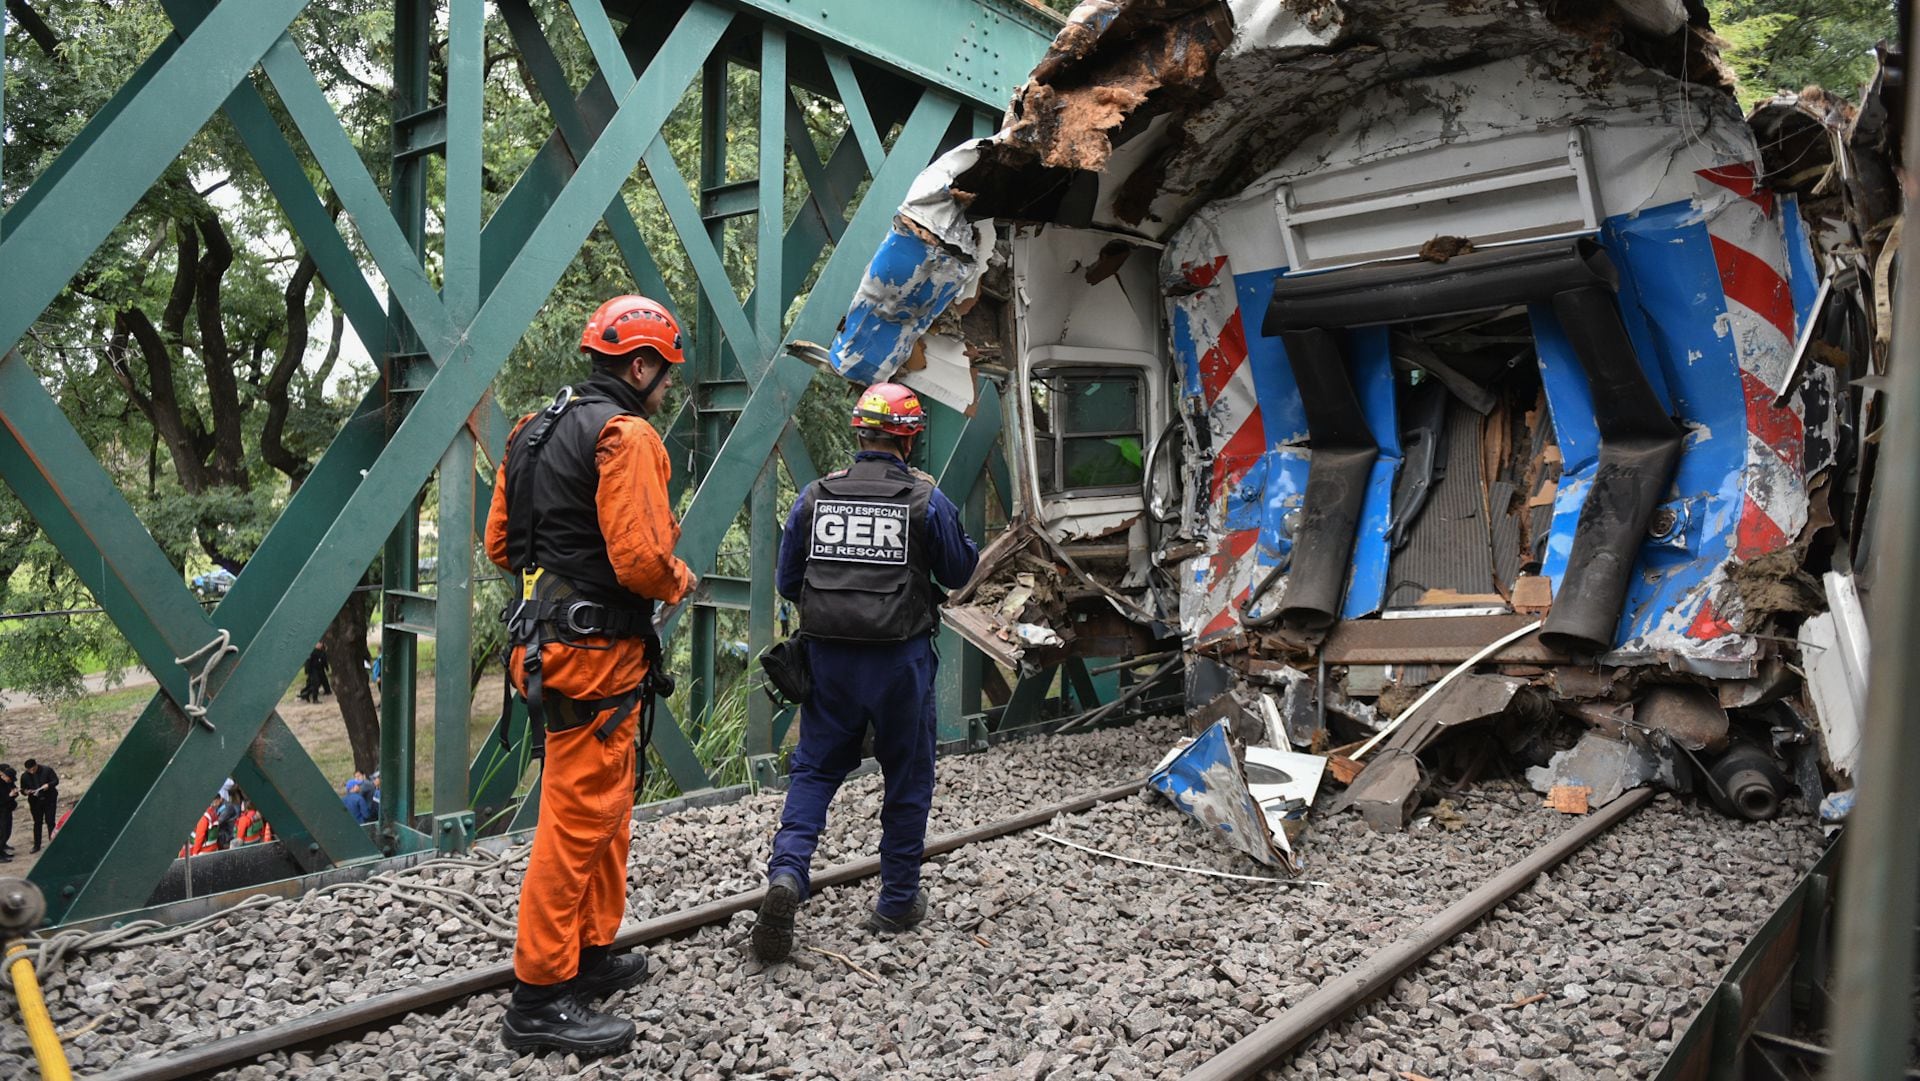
[639,673,755,803]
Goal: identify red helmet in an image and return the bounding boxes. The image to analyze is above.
[851,383,926,437]
[580,295,685,363]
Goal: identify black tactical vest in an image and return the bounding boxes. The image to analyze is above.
[798,457,937,642]
[501,380,654,612]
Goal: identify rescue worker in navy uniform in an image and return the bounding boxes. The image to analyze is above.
[752,382,979,962]
[485,294,696,1056]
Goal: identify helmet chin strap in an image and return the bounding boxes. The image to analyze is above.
[632,356,673,416]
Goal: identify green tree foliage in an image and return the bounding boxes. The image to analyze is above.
[1709,0,1899,106]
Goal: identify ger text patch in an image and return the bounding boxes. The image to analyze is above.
[810,499,909,564]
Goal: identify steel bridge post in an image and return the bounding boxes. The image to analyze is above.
[376,0,435,856]
[432,0,485,853]
[687,55,729,740]
[1825,20,1920,1078]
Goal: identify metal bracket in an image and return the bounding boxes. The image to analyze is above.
[967,714,991,752]
[747,754,785,791]
[433,811,476,855]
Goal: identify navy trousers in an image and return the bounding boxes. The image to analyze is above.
[767,635,937,918]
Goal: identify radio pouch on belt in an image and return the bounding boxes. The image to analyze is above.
[759,638,811,707]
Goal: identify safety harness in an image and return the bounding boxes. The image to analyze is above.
[497,386,676,775]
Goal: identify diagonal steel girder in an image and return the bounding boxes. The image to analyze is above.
[0,0,311,358]
[0,357,385,894]
[670,88,961,586]
[0,0,473,915]
[491,2,961,782]
[462,4,917,800]
[3,1,737,923]
[567,0,961,584]
[4,0,503,914]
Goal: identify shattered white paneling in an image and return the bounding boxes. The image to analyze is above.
[900,141,989,253]
[1800,571,1869,782]
[896,332,978,414]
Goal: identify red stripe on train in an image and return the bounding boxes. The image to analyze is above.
[1741,369,1804,469]
[1696,164,1775,215]
[1709,235,1797,344]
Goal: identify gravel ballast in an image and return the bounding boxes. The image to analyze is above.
[0,719,1827,1080]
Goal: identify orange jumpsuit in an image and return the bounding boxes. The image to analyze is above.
[486,410,693,987]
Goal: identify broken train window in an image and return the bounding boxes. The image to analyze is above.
[1030,368,1146,494]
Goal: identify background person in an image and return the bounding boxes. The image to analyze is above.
[21,760,58,853]
[0,765,18,862]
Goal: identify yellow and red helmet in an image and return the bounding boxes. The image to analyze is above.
[851,382,926,437]
[580,295,685,363]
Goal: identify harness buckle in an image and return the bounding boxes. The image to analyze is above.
[562,599,604,637]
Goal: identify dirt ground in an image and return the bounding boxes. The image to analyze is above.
[0,668,507,879]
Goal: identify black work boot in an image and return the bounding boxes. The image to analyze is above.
[573,944,650,1000]
[863,889,929,934]
[501,980,635,1056]
[751,872,803,963]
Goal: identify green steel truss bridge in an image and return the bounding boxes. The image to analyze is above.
[0,0,1079,926]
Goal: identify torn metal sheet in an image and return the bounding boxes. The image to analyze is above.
[1147,720,1304,871]
[1526,730,1674,809]
[942,604,1024,670]
[1260,665,1324,748]
[895,331,980,414]
[1424,673,1526,730]
[825,140,996,388]
[828,219,981,386]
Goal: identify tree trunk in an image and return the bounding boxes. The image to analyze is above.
[323,589,381,775]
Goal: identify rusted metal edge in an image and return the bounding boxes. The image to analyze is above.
[1652,839,1841,1081]
[1184,787,1656,1081]
[1319,613,1560,665]
[92,781,1145,1081]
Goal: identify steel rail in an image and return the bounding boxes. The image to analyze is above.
[1185,786,1655,1081]
[92,780,1144,1081]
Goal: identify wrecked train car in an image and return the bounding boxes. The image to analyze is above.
[820,0,1893,828]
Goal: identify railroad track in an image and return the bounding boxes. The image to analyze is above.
[87,781,1659,1081]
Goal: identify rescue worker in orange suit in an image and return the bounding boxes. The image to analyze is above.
[751,383,978,962]
[485,294,695,1056]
